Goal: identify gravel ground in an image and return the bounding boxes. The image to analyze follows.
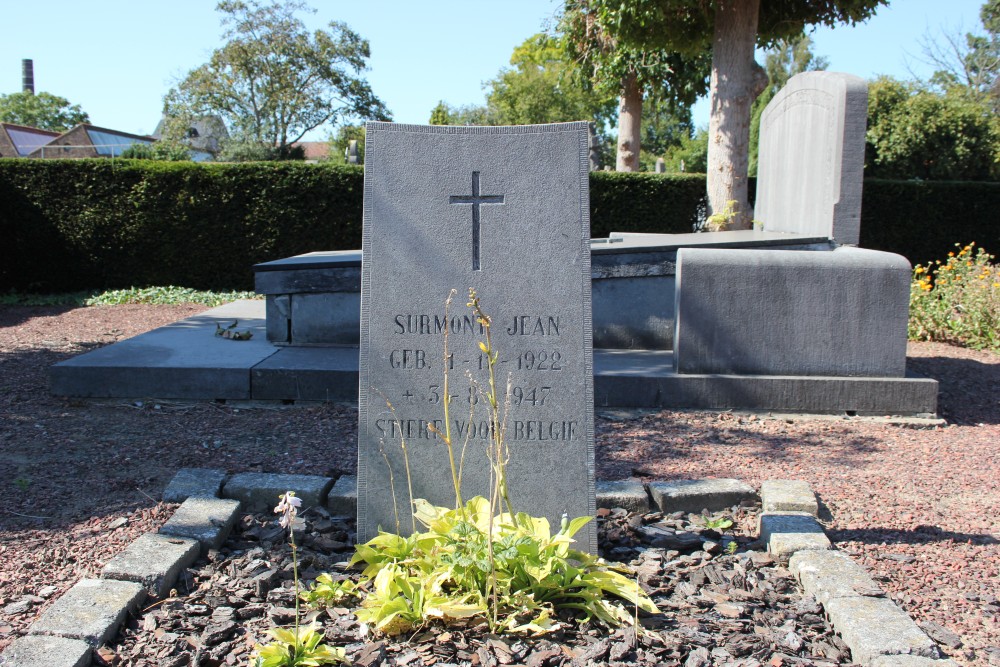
[0,304,997,665]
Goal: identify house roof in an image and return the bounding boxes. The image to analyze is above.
[292,141,330,160]
[81,125,154,155]
[27,123,156,157]
[0,122,59,156]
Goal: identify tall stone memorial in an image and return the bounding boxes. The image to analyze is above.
[357,122,597,551]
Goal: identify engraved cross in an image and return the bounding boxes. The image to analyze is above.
[449,171,505,271]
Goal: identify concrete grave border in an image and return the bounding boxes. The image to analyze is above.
[0,470,960,667]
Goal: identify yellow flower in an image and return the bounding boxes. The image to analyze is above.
[948,252,955,257]
[914,266,925,274]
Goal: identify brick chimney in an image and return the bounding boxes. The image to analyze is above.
[22,59,34,94]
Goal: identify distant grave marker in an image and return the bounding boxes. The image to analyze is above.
[357,122,596,551]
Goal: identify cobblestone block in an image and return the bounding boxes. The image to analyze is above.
[760,479,819,515]
[0,634,92,667]
[789,549,883,605]
[159,497,241,551]
[163,468,227,502]
[223,472,333,512]
[596,480,650,513]
[825,596,940,665]
[758,512,831,559]
[326,475,357,517]
[647,478,756,514]
[102,532,200,598]
[29,578,145,647]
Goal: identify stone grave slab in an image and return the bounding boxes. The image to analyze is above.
[357,122,596,551]
[50,300,272,399]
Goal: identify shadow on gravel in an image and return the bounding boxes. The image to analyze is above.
[830,525,1000,547]
[0,304,86,328]
[907,354,1000,425]
[596,415,884,479]
[0,343,359,535]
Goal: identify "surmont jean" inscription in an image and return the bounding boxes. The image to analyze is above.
[394,314,561,337]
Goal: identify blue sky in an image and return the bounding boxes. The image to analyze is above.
[0,0,987,140]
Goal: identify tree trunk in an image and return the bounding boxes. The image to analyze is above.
[706,0,768,229]
[616,70,642,172]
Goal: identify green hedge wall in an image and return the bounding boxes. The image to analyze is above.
[589,171,708,238]
[859,179,1000,266]
[1,160,997,292]
[0,160,365,292]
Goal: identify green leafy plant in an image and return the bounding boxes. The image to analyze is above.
[308,495,656,636]
[306,290,658,637]
[702,514,734,531]
[85,286,260,307]
[252,624,345,667]
[0,286,260,307]
[252,492,346,666]
[909,242,1000,350]
[704,199,761,232]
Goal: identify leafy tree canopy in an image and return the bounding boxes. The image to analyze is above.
[919,0,999,109]
[865,76,999,181]
[560,1,710,109]
[484,32,617,127]
[0,91,89,132]
[429,33,617,160]
[164,0,390,157]
[428,101,494,126]
[584,0,885,53]
[660,127,709,173]
[581,0,885,224]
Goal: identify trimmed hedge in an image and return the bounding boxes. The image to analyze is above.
[0,160,364,292]
[859,179,1000,266]
[1,160,997,292]
[589,171,707,238]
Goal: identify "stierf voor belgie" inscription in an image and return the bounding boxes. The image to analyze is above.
[374,417,580,442]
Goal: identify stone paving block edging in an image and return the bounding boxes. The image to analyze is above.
[0,634,93,667]
[596,479,651,513]
[767,481,958,667]
[647,478,757,513]
[29,578,145,647]
[223,472,334,512]
[159,497,242,551]
[100,533,200,599]
[0,470,958,667]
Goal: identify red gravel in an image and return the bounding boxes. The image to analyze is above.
[0,305,997,665]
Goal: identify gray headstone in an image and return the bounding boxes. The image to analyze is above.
[346,139,359,164]
[755,72,867,246]
[654,157,665,173]
[358,122,596,552]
